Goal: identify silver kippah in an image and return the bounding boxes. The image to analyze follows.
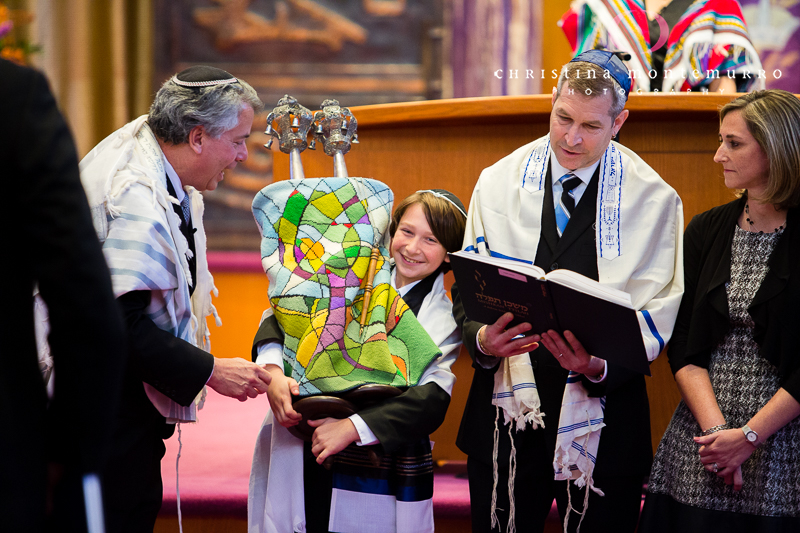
[171,65,238,88]
[416,189,468,218]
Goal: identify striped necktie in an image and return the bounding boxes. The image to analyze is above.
[555,173,582,237]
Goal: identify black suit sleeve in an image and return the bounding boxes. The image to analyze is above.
[117,291,214,406]
[580,363,641,397]
[667,213,709,375]
[251,309,285,362]
[358,383,451,453]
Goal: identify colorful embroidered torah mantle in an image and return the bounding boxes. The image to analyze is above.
[252,177,441,396]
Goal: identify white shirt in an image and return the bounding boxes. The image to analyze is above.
[549,151,600,212]
[163,153,186,203]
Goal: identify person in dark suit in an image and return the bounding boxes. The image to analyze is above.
[0,58,127,531]
[452,50,684,533]
[77,66,272,531]
[640,90,800,531]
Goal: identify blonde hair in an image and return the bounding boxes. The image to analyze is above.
[720,90,800,209]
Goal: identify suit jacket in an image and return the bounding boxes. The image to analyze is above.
[668,196,800,400]
[454,161,653,478]
[0,59,127,530]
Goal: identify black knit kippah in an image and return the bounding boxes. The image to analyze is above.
[172,65,238,88]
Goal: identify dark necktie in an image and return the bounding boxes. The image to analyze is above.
[555,174,582,237]
[180,195,192,227]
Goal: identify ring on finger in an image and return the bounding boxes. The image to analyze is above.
[558,353,564,357]
[712,462,718,473]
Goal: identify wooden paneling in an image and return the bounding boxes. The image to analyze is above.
[541,0,575,95]
[155,516,246,533]
[272,93,738,458]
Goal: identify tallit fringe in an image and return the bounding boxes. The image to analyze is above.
[506,423,517,533]
[561,410,604,533]
[490,406,500,530]
[515,405,545,431]
[490,402,545,533]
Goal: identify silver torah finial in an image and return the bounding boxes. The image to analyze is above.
[312,99,358,178]
[264,95,314,180]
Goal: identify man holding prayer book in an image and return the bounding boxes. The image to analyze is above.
[452,50,684,533]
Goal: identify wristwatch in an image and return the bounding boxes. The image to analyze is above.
[742,424,759,446]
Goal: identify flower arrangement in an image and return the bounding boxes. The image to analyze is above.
[0,2,37,65]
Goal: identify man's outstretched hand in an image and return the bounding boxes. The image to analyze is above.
[207,357,272,401]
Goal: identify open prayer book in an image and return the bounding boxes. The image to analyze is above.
[450,251,650,375]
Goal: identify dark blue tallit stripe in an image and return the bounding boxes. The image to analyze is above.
[109,268,162,291]
[570,440,597,463]
[641,309,665,353]
[116,212,174,244]
[104,238,177,278]
[557,418,604,434]
[489,249,532,264]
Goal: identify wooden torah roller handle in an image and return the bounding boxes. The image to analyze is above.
[340,384,404,407]
[286,385,404,441]
[287,396,357,442]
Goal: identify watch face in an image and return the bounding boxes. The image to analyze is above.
[746,432,757,442]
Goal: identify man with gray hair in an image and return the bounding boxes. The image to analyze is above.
[79,66,272,530]
[453,50,684,532]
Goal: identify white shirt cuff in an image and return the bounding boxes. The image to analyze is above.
[585,360,608,383]
[475,328,501,369]
[255,341,284,367]
[348,414,379,446]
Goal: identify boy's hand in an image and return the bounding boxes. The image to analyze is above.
[265,364,301,427]
[309,418,360,464]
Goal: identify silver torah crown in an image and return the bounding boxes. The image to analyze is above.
[264,95,314,180]
[311,99,359,178]
[264,95,314,153]
[263,96,359,180]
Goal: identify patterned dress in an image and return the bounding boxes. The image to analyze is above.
[646,226,800,522]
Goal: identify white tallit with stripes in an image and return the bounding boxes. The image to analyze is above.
[464,134,684,530]
[78,115,220,423]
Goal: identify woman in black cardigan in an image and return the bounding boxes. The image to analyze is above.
[640,90,800,531]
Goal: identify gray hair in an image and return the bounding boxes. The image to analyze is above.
[148,76,263,145]
[555,61,627,118]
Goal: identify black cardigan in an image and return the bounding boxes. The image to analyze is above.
[668,195,800,400]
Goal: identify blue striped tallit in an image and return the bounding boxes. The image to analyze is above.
[553,372,605,491]
[79,116,220,423]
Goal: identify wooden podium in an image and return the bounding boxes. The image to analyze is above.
[273,93,739,460]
